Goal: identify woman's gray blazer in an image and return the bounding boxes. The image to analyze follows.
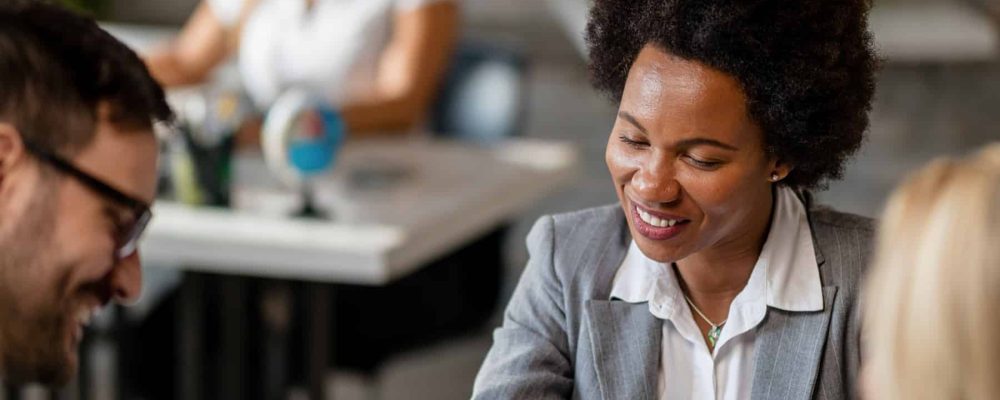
[473,201,874,400]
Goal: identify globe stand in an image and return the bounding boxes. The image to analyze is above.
[294,182,329,219]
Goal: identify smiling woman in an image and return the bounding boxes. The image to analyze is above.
[473,1,878,399]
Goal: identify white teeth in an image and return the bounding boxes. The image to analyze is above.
[76,307,100,328]
[636,206,679,228]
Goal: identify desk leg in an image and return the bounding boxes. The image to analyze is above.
[178,273,204,400]
[305,283,331,400]
[219,277,247,399]
[260,282,292,400]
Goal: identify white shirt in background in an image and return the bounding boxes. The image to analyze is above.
[206,0,452,110]
[609,186,824,400]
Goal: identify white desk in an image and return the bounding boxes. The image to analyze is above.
[141,137,576,400]
[142,137,578,284]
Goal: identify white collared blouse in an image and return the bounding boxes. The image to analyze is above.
[609,186,824,400]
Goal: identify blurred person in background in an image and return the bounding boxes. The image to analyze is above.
[473,0,879,398]
[144,0,459,136]
[863,144,1000,400]
[0,1,172,387]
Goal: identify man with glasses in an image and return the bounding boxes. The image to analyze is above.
[0,1,172,386]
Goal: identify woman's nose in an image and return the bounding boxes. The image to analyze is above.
[632,157,681,204]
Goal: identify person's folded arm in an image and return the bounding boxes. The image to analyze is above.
[472,216,574,400]
[340,1,458,136]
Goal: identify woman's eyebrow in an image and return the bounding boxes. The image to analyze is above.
[674,138,739,151]
[619,110,739,151]
[618,111,648,134]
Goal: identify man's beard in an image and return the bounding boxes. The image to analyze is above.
[0,183,74,386]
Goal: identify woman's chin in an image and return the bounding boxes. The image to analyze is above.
[632,236,689,264]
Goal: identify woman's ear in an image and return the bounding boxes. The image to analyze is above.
[768,158,795,183]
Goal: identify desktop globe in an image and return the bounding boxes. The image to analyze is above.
[262,89,345,217]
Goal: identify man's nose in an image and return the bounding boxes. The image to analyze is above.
[110,250,143,305]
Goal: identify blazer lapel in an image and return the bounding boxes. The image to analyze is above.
[800,190,827,267]
[750,286,839,400]
[585,299,660,400]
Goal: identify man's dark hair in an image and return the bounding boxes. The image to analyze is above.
[0,1,173,154]
[586,0,879,190]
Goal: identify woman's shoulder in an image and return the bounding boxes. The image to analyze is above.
[548,203,625,229]
[799,190,876,234]
[524,204,630,299]
[807,204,876,234]
[806,204,877,288]
[809,205,876,238]
[530,204,628,249]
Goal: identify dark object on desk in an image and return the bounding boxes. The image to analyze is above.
[167,88,253,207]
[348,160,414,191]
[182,126,234,207]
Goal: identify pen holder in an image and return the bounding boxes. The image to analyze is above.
[169,87,253,207]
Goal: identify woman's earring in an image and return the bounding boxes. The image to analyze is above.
[770,173,780,182]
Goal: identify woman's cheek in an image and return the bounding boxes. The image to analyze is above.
[693,168,756,219]
[606,144,642,184]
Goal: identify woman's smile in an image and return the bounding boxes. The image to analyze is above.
[629,198,691,240]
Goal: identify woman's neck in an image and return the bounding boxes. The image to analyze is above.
[674,192,775,303]
[674,237,764,296]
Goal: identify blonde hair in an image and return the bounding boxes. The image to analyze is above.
[864,143,1000,400]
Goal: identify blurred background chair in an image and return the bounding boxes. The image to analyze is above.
[431,41,528,143]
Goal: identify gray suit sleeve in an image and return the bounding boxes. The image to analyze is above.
[472,216,573,399]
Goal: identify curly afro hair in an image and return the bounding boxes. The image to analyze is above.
[586,0,879,189]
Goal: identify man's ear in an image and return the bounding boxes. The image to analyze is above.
[0,123,27,190]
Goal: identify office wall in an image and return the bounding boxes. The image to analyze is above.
[108,0,197,24]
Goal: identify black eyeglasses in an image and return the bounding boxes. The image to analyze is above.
[22,139,152,260]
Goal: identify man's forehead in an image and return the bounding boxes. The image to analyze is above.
[69,120,159,204]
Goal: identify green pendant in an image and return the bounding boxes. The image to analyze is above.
[708,325,722,347]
